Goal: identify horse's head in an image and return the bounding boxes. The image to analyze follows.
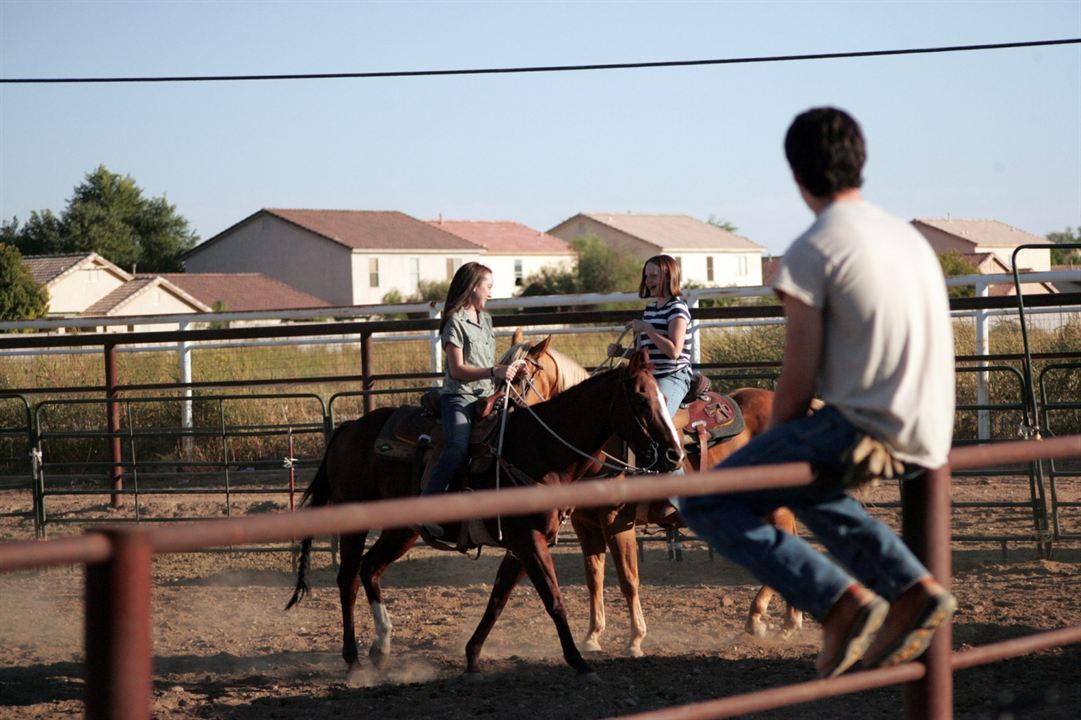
[611,350,685,473]
[502,332,588,406]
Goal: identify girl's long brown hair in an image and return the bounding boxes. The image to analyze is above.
[439,262,493,335]
[638,254,682,299]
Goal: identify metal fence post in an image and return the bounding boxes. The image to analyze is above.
[104,343,123,508]
[974,280,990,440]
[84,527,153,720]
[901,465,954,720]
[178,320,194,460]
[361,331,374,414]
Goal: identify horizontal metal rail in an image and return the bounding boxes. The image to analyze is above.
[0,434,1078,720]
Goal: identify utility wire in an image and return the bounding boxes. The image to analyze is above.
[2,38,1078,84]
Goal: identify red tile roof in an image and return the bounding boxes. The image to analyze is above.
[266,209,481,251]
[427,220,573,254]
[155,273,330,311]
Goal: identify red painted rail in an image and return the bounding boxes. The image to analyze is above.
[0,433,1079,720]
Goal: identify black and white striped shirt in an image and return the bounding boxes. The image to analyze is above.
[637,296,692,377]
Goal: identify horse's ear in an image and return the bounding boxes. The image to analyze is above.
[627,349,652,374]
[512,327,524,344]
[529,335,552,357]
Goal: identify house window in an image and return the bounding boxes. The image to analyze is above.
[706,256,714,283]
[514,259,523,286]
[737,256,748,276]
[369,258,379,287]
[446,257,462,280]
[86,268,100,283]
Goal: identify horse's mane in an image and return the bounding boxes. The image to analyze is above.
[499,341,589,393]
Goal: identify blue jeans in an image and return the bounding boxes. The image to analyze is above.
[655,367,692,476]
[422,394,472,495]
[678,405,929,620]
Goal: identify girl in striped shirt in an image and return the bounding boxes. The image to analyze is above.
[608,254,693,433]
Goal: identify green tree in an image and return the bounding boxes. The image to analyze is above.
[9,165,198,272]
[938,250,981,298]
[572,233,641,294]
[1048,226,1081,266]
[408,279,450,304]
[0,244,49,324]
[707,215,739,233]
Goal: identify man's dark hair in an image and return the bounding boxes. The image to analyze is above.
[784,107,866,198]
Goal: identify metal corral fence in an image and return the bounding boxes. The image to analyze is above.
[0,297,1080,555]
[0,435,1079,720]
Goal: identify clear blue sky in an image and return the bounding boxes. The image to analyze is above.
[1,1,1079,258]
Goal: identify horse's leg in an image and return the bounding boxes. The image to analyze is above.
[514,529,595,677]
[771,507,804,636]
[570,511,607,653]
[464,550,526,675]
[607,526,647,657]
[744,507,804,637]
[358,527,420,669]
[336,531,369,675]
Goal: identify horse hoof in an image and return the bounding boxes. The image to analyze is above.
[745,619,768,638]
[580,671,602,684]
[345,664,370,687]
[582,638,603,654]
[628,646,644,658]
[368,647,389,669]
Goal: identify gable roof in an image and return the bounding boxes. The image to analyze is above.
[913,219,1051,248]
[154,273,331,311]
[23,252,132,286]
[187,209,484,257]
[572,213,764,252]
[427,220,573,255]
[83,276,211,316]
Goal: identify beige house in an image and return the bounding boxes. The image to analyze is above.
[23,253,210,331]
[428,220,575,298]
[181,209,485,306]
[548,213,765,288]
[912,219,1053,274]
[24,253,132,316]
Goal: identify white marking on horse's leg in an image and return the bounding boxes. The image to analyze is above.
[628,597,646,658]
[369,600,393,659]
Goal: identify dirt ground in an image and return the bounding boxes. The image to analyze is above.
[1,475,1080,720]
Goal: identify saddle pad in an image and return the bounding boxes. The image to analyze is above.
[681,392,745,449]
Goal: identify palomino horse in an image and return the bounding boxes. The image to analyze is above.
[285,350,683,678]
[503,341,803,657]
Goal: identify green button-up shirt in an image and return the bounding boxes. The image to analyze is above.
[441,308,495,399]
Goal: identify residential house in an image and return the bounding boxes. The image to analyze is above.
[23,253,210,331]
[180,209,485,306]
[427,220,575,298]
[548,213,765,288]
[913,219,1053,273]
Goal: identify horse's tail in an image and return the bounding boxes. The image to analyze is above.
[285,425,341,610]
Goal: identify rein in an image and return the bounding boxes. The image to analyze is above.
[503,375,656,476]
[590,325,633,377]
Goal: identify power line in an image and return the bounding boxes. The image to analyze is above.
[2,38,1079,85]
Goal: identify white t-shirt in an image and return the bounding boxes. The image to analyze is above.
[774,200,955,468]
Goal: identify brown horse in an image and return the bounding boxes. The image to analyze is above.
[505,343,804,657]
[285,349,683,679]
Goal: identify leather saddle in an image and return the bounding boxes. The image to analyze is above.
[373,391,507,485]
[677,374,745,455]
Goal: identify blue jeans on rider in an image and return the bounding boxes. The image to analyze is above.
[422,394,472,495]
[655,367,692,476]
[678,404,930,621]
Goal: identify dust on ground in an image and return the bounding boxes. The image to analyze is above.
[1,476,1080,719]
